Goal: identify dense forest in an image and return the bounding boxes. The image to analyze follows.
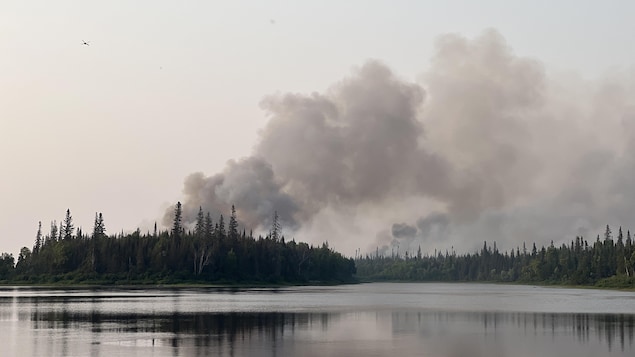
[2,203,634,289]
[356,225,635,288]
[0,203,356,284]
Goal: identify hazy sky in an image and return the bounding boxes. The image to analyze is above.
[2,1,635,257]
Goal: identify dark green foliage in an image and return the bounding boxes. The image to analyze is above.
[93,212,106,239]
[50,220,58,242]
[172,202,183,239]
[62,209,74,240]
[228,205,239,240]
[0,253,14,280]
[356,226,635,288]
[33,221,42,254]
[270,211,281,242]
[0,204,355,285]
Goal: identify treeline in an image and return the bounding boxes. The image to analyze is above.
[0,203,356,284]
[356,225,635,287]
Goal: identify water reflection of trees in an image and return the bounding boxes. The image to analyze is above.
[30,309,332,352]
[390,311,635,352]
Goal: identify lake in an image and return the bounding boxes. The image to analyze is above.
[1,283,634,356]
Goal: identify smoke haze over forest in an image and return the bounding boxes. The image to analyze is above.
[167,30,635,256]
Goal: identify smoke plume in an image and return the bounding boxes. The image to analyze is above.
[166,29,635,255]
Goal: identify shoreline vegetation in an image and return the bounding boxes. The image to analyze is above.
[355,224,635,290]
[1,203,633,291]
[0,204,356,286]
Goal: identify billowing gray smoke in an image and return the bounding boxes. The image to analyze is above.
[167,29,635,255]
[165,57,453,233]
[169,157,300,231]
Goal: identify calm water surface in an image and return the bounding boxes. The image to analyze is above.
[1,283,634,356]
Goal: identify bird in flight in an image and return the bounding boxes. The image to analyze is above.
[82,40,90,46]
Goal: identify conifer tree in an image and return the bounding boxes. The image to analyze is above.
[34,221,42,253]
[50,220,58,242]
[270,211,281,242]
[172,202,183,239]
[62,209,74,240]
[93,212,106,239]
[217,214,226,239]
[204,212,213,240]
[229,205,239,240]
[617,226,626,275]
[194,206,205,238]
[604,225,612,242]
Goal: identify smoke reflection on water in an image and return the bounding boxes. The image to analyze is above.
[0,285,634,356]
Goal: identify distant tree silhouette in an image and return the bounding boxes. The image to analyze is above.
[0,204,355,284]
[62,209,74,240]
[356,225,635,288]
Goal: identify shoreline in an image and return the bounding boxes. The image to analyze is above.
[1,279,632,292]
[353,279,635,292]
[0,280,360,289]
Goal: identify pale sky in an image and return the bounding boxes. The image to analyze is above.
[2,1,635,257]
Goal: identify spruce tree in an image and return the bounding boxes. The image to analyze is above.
[50,220,58,242]
[62,209,74,240]
[617,226,626,275]
[270,211,281,242]
[172,202,183,239]
[195,206,205,238]
[204,212,213,240]
[217,214,226,239]
[93,212,106,239]
[228,205,239,240]
[604,225,612,243]
[34,221,42,253]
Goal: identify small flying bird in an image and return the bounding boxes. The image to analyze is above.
[82,40,90,46]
